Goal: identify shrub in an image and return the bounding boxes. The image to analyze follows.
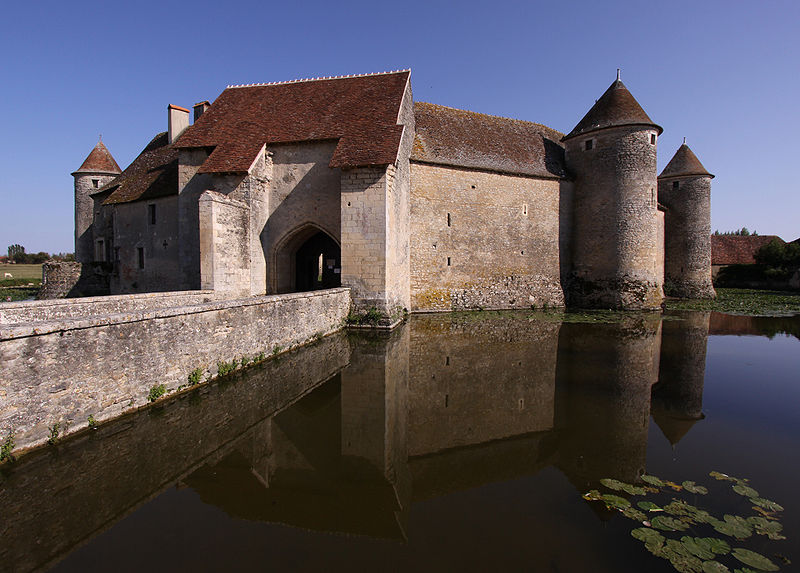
[187,367,204,386]
[217,360,235,377]
[147,384,167,403]
[0,432,15,462]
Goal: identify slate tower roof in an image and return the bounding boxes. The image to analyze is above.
[659,143,714,179]
[72,140,122,175]
[563,76,662,141]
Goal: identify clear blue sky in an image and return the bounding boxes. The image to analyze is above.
[1,0,797,253]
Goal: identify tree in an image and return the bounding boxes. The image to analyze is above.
[7,244,24,261]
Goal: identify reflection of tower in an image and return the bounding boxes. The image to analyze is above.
[564,73,663,309]
[652,311,711,446]
[658,144,716,299]
[555,314,662,490]
[72,140,121,263]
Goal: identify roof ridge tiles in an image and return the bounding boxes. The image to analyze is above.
[226,69,411,89]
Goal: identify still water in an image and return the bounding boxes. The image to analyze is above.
[1,311,798,572]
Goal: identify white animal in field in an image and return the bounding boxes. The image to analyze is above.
[3,273,12,278]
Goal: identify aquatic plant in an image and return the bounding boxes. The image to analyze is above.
[583,471,788,572]
[147,384,167,403]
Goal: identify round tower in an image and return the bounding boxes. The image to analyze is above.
[71,139,121,263]
[563,73,663,309]
[657,143,716,299]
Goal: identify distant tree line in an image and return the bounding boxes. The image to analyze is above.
[755,239,800,277]
[3,244,74,264]
[713,227,758,236]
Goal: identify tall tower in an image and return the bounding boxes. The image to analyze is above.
[658,143,716,299]
[71,140,121,263]
[563,73,664,309]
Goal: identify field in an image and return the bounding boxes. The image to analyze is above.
[0,264,42,301]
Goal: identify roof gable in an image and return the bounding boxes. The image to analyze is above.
[659,144,713,179]
[73,141,121,175]
[175,70,410,173]
[412,102,566,179]
[564,79,661,141]
[711,235,783,265]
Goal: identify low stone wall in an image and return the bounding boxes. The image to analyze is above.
[38,261,111,299]
[0,288,351,451]
[0,289,220,324]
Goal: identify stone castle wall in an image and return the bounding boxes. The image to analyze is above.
[409,162,569,311]
[566,126,663,309]
[658,175,715,298]
[0,288,351,451]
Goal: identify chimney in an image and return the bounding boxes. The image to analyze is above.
[168,104,190,144]
[193,101,210,122]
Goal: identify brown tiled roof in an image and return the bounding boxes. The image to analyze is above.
[711,235,783,265]
[97,132,178,205]
[411,102,566,178]
[72,141,121,175]
[563,79,661,141]
[175,70,410,173]
[659,144,713,179]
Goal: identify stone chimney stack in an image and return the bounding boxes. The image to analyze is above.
[168,104,190,144]
[193,101,210,123]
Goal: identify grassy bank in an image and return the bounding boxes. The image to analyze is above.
[0,264,42,302]
[664,288,800,315]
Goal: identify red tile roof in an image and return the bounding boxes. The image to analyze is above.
[659,144,713,179]
[72,140,121,175]
[411,102,566,179]
[711,235,783,265]
[564,79,661,141]
[175,70,411,173]
[97,132,178,205]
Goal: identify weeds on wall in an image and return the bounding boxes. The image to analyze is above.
[147,384,166,403]
[87,415,97,429]
[0,432,15,463]
[47,423,61,445]
[187,367,204,386]
[347,307,383,326]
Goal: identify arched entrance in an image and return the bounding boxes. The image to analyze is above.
[295,231,341,292]
[271,224,341,294]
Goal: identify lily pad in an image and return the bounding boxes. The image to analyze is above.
[732,484,759,498]
[641,474,665,487]
[709,471,736,482]
[661,540,704,572]
[701,561,730,573]
[683,481,709,495]
[637,500,663,512]
[749,497,784,512]
[600,478,627,491]
[651,515,690,532]
[600,494,631,509]
[582,489,602,501]
[632,527,665,545]
[730,548,779,571]
[620,506,647,521]
[680,536,715,560]
[710,515,752,540]
[665,480,684,491]
[747,516,786,540]
[696,537,730,556]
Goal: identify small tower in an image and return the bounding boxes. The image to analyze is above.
[658,143,716,299]
[71,139,121,263]
[563,72,664,309]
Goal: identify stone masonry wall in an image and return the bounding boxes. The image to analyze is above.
[199,190,251,296]
[0,288,351,451]
[658,175,715,298]
[38,261,82,299]
[565,126,663,309]
[410,162,567,311]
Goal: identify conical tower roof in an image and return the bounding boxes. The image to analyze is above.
[563,76,662,141]
[652,409,703,446]
[659,143,714,179]
[72,140,121,175]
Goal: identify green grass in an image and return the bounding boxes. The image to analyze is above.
[1,264,42,301]
[664,288,800,315]
[0,264,42,281]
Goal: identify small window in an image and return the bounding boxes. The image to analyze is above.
[447,212,451,227]
[92,179,99,188]
[523,204,528,216]
[447,257,451,266]
[137,247,145,269]
[148,204,156,225]
[95,239,105,262]
[673,181,680,190]
[585,139,593,151]
[650,134,656,145]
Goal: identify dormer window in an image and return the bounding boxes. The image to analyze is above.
[650,134,657,145]
[585,139,594,151]
[92,179,99,188]
[673,181,680,190]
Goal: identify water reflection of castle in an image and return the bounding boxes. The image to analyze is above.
[3,311,732,569]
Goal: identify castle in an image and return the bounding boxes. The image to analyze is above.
[70,69,715,316]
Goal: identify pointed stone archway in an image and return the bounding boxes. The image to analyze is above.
[271,223,341,294]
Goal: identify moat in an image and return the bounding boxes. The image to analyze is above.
[1,310,798,572]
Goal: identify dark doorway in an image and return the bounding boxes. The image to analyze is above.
[295,231,341,292]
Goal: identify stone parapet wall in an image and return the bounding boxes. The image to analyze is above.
[0,288,351,451]
[1,289,218,324]
[38,261,81,299]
